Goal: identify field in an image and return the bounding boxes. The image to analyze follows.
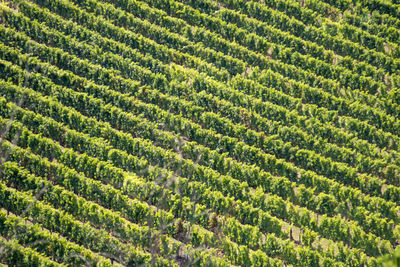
[0,0,399,266]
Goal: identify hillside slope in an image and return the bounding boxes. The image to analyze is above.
[0,0,399,266]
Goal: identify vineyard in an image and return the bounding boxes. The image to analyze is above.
[0,0,399,265]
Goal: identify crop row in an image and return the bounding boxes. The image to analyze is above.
[8,2,400,176]
[0,209,117,266]
[77,0,400,122]
[0,0,398,264]
[25,0,400,132]
[238,0,400,57]
[1,107,340,266]
[12,0,400,171]
[0,60,393,259]
[0,18,400,209]
[1,27,399,232]
[217,0,400,74]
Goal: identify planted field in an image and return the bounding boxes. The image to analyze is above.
[0,0,399,266]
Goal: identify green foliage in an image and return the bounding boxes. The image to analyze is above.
[0,0,398,265]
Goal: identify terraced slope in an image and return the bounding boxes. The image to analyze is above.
[0,0,399,266]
